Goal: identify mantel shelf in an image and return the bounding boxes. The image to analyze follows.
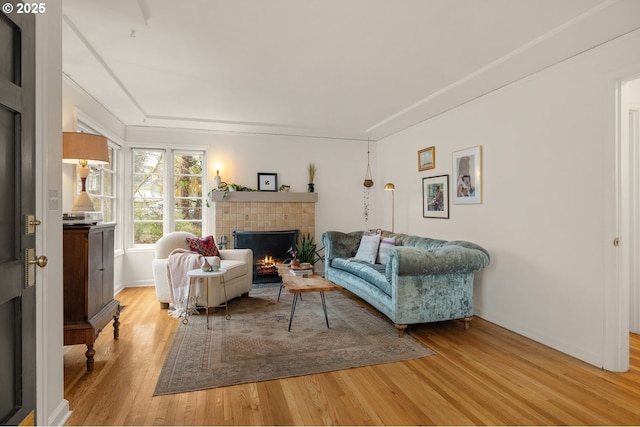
[209,191,318,203]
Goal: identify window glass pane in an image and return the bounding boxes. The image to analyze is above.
[134,150,164,174]
[175,221,202,236]
[134,199,164,221]
[134,222,163,245]
[103,171,114,196]
[133,175,164,198]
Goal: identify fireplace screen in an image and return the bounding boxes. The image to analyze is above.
[233,230,299,283]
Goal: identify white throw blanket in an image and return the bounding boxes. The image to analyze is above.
[167,248,204,318]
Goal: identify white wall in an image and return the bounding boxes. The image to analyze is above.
[376,28,640,368]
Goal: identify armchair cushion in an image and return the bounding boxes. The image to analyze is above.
[186,235,220,257]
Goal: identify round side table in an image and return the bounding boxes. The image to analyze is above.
[186,268,229,329]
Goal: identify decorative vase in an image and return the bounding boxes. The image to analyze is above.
[201,258,212,272]
[209,256,221,272]
[308,183,315,193]
[291,259,300,268]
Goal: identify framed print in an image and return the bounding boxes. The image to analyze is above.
[257,173,278,191]
[418,146,435,171]
[452,145,482,204]
[423,175,449,218]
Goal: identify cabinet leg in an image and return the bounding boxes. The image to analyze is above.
[85,345,95,372]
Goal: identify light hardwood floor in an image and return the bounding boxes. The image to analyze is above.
[64,286,640,425]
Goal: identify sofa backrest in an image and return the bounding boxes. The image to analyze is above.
[154,231,197,258]
[382,231,490,260]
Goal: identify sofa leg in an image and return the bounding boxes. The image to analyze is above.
[463,317,473,330]
[394,324,407,337]
[241,292,249,298]
[159,302,169,309]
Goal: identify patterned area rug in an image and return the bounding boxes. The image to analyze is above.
[154,286,435,395]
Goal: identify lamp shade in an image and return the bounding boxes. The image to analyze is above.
[384,183,395,191]
[62,132,109,164]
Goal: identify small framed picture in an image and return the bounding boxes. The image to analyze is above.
[418,146,435,171]
[452,146,482,204]
[257,173,278,191]
[423,175,449,219]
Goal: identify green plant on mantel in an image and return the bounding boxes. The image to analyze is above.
[296,233,318,265]
[206,183,257,207]
[308,162,317,184]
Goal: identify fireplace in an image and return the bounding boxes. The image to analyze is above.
[233,230,299,283]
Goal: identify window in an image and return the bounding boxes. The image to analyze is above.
[81,144,118,223]
[132,149,204,245]
[173,151,204,236]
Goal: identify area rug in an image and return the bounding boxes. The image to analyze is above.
[154,286,434,395]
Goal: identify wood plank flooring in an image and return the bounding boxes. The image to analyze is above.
[64,286,640,425]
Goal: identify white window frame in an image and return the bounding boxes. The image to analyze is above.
[130,147,207,247]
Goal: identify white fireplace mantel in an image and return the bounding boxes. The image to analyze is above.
[208,191,318,203]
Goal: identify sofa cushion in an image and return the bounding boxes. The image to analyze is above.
[186,235,220,257]
[376,236,396,264]
[220,259,247,282]
[354,228,381,263]
[331,257,391,296]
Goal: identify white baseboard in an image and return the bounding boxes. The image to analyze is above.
[47,399,71,426]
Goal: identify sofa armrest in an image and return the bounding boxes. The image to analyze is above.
[219,248,253,264]
[322,231,362,263]
[388,245,490,276]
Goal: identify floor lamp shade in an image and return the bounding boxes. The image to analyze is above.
[63,132,109,212]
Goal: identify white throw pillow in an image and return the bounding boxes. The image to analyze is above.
[354,229,381,264]
[376,236,396,264]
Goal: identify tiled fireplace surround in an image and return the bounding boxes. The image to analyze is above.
[209,192,318,248]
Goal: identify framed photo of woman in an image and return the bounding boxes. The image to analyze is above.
[452,146,482,204]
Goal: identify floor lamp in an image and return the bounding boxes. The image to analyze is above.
[384,183,395,232]
[63,132,109,211]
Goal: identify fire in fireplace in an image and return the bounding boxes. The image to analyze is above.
[233,230,299,283]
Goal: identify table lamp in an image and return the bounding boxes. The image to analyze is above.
[63,132,109,211]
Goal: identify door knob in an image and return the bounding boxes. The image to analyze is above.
[28,255,48,268]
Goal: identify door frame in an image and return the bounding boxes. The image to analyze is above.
[607,73,640,372]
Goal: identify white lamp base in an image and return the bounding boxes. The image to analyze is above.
[71,191,96,212]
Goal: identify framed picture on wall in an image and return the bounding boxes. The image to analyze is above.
[452,145,482,204]
[418,146,435,171]
[257,173,278,191]
[422,175,449,218]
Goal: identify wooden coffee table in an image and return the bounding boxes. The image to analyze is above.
[275,264,342,331]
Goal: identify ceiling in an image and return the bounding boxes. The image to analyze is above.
[62,0,640,141]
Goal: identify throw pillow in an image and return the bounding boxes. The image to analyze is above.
[354,229,382,264]
[376,236,396,265]
[185,235,220,257]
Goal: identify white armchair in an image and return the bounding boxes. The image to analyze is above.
[152,231,253,309]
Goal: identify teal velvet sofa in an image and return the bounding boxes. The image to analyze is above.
[322,230,490,336]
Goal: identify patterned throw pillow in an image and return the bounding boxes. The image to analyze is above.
[376,236,396,265]
[185,235,220,257]
[354,228,382,264]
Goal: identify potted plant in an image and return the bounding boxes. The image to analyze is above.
[295,233,318,266]
[307,162,317,192]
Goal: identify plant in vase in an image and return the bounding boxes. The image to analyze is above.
[295,233,318,267]
[307,162,316,192]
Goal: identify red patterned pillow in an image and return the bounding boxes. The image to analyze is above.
[185,235,220,257]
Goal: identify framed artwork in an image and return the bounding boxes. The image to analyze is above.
[418,146,435,171]
[422,175,449,218]
[452,145,482,204]
[257,173,278,191]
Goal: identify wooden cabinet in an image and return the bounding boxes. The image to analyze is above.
[63,223,120,372]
